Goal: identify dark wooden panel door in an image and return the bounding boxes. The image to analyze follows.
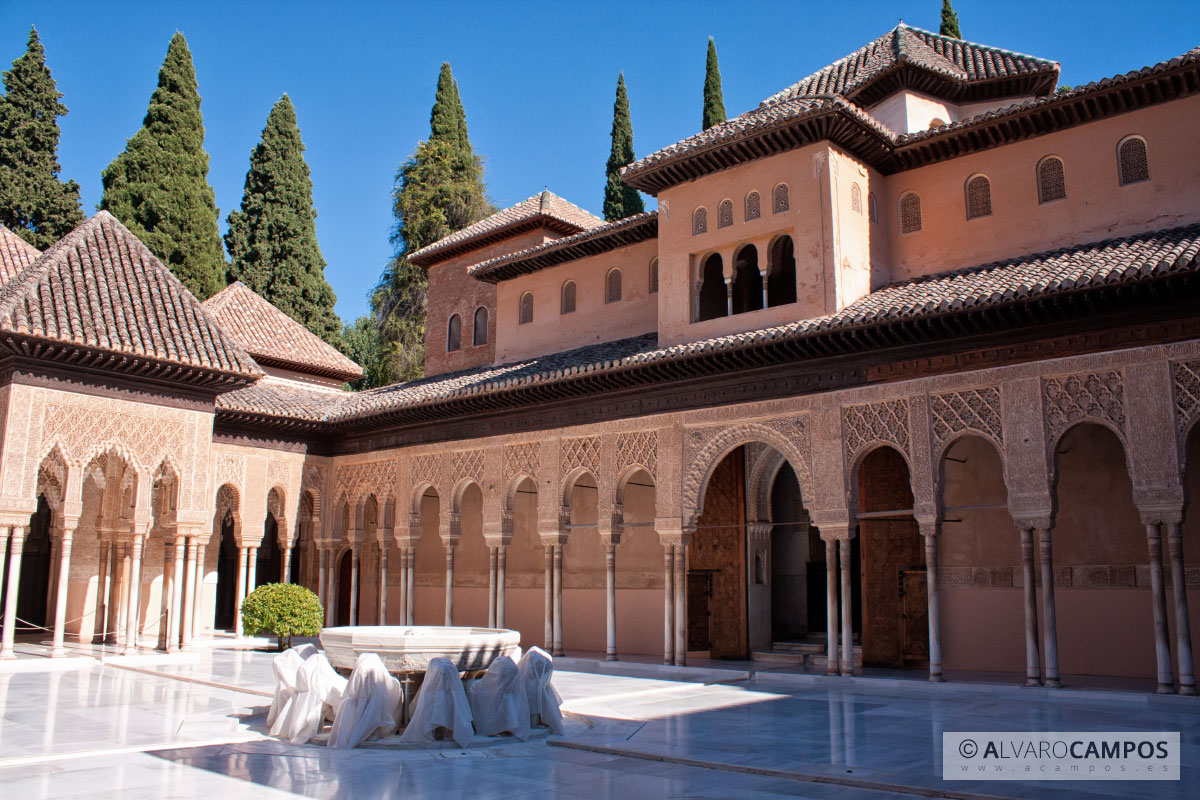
[900,569,929,667]
[687,570,713,651]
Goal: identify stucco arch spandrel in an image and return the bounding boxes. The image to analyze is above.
[1172,359,1200,460]
[840,399,911,489]
[1042,370,1130,481]
[930,387,1004,464]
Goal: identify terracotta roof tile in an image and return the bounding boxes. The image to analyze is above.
[408,189,603,266]
[0,212,260,380]
[216,375,348,422]
[204,281,363,381]
[0,226,40,285]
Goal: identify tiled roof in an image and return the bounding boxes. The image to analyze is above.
[408,190,604,266]
[204,281,363,382]
[0,226,40,285]
[763,24,1058,106]
[470,212,659,283]
[0,212,261,382]
[216,375,349,423]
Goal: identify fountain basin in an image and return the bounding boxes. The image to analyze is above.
[319,625,521,674]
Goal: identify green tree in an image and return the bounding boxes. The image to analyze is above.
[939,0,963,39]
[702,37,726,131]
[225,95,340,346]
[100,33,225,299]
[0,27,82,248]
[372,63,491,382]
[602,73,644,222]
[340,314,390,390]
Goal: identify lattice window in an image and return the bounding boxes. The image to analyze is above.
[868,192,878,223]
[850,183,862,214]
[1038,156,1066,203]
[560,280,576,314]
[519,292,533,325]
[773,183,790,213]
[717,199,733,228]
[898,192,922,234]
[965,175,992,220]
[606,268,622,303]
[648,259,658,294]
[446,313,461,351]
[472,306,488,346]
[692,207,707,235]
[745,191,761,221]
[1118,136,1149,186]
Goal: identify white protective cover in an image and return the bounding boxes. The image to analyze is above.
[327,652,403,748]
[467,655,530,740]
[518,646,564,735]
[292,643,319,660]
[267,648,306,734]
[283,653,349,745]
[399,656,474,747]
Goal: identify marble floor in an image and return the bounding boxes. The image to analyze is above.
[0,644,1196,799]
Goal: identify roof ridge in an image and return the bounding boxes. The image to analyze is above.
[897,23,1059,67]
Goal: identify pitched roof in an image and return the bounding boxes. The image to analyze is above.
[408,190,604,266]
[0,226,41,285]
[470,212,659,283]
[216,375,349,427]
[203,281,363,382]
[0,212,260,387]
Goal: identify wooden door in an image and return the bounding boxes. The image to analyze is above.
[899,569,929,667]
[687,570,713,651]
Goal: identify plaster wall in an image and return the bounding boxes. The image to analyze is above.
[866,90,1039,135]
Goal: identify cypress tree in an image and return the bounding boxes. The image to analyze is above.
[100,33,225,299]
[0,27,83,248]
[702,37,726,131]
[602,73,644,222]
[939,0,963,39]
[225,95,341,346]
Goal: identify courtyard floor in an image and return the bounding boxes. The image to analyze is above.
[0,643,1196,799]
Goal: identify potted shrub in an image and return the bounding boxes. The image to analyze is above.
[240,583,324,651]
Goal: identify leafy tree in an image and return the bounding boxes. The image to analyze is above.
[240,583,323,651]
[340,314,391,390]
[939,0,963,39]
[0,27,82,248]
[372,63,491,383]
[602,73,644,222]
[100,33,225,299]
[225,95,340,346]
[702,37,726,131]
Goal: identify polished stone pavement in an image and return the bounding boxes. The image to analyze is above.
[0,644,1197,799]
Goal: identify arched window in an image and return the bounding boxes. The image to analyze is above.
[605,268,622,303]
[773,183,790,213]
[697,253,727,322]
[731,244,763,315]
[745,191,761,221]
[519,292,533,325]
[560,280,576,314]
[1037,156,1066,203]
[868,192,879,223]
[446,313,461,351]
[850,183,862,214]
[1117,136,1149,186]
[472,306,488,346]
[767,235,797,307]
[648,259,659,294]
[692,207,707,235]
[717,199,734,228]
[898,192,922,234]
[965,175,992,220]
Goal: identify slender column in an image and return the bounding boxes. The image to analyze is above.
[839,538,853,676]
[405,548,415,625]
[181,538,198,651]
[1145,523,1175,694]
[247,547,259,596]
[327,549,337,622]
[1037,527,1060,688]
[825,538,838,675]
[724,276,733,317]
[49,526,75,657]
[673,545,686,666]
[543,545,553,649]
[443,545,454,626]
[487,546,498,628]
[93,537,110,644]
[378,544,388,625]
[398,547,407,625]
[114,543,130,646]
[0,527,25,658]
[552,544,563,656]
[317,546,328,608]
[922,529,943,682]
[123,535,144,654]
[605,541,617,661]
[496,545,507,628]
[281,545,293,584]
[1020,527,1041,686]
[189,537,204,643]
[663,546,674,665]
[349,545,359,625]
[157,539,173,651]
[167,537,185,653]
[234,546,247,637]
[1166,523,1196,695]
[759,269,769,310]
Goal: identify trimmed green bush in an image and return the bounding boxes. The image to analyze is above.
[240,583,323,650]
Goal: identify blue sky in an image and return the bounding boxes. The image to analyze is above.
[3,1,1198,323]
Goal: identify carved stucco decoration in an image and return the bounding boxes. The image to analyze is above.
[931,387,1003,455]
[451,449,485,484]
[615,430,657,479]
[1043,370,1126,447]
[41,401,187,471]
[335,459,398,505]
[561,436,601,477]
[410,453,442,489]
[842,399,911,465]
[266,459,291,490]
[1173,359,1200,436]
[504,442,539,480]
[214,452,244,490]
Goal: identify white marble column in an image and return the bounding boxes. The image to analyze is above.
[405,547,415,625]
[1037,527,1060,688]
[724,276,733,317]
[543,545,554,650]
[348,545,359,626]
[317,545,328,610]
[759,268,769,310]
[0,526,23,658]
[496,545,507,628]
[50,525,76,657]
[921,525,943,682]
[378,543,388,625]
[398,546,408,625]
[1020,526,1041,686]
[181,537,198,651]
[487,546,498,628]
[1166,522,1196,695]
[114,542,130,646]
[552,544,564,657]
[93,537,110,644]
[824,537,838,675]
[673,544,686,666]
[281,544,293,584]
[1145,522,1175,694]
[839,537,853,676]
[123,535,144,654]
[605,539,618,662]
[442,544,453,627]
[663,545,674,665]
[234,546,247,637]
[247,546,259,596]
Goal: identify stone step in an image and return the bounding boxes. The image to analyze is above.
[770,641,827,654]
[751,649,807,665]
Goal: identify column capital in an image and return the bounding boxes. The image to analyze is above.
[538,529,568,547]
[1136,503,1184,526]
[747,521,771,543]
[1011,515,1054,532]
